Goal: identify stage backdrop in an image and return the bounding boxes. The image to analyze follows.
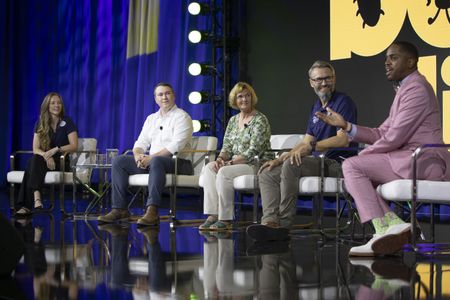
[242,0,450,140]
[0,0,215,187]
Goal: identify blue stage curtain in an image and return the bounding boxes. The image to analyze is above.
[0,0,212,187]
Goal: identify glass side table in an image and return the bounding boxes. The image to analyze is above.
[72,162,112,219]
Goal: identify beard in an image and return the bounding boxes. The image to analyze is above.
[317,90,332,102]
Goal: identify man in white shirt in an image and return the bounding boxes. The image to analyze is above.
[98,83,193,226]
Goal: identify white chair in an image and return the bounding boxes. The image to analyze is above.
[7,138,97,213]
[377,144,450,247]
[297,154,347,231]
[127,136,218,223]
[232,134,305,222]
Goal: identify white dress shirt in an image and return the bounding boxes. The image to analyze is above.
[133,105,193,159]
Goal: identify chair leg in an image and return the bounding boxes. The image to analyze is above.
[236,193,243,223]
[9,183,15,211]
[50,186,55,211]
[252,190,259,223]
[169,187,177,223]
[312,194,322,230]
[431,204,435,243]
[335,193,340,230]
[59,182,64,213]
[128,187,144,210]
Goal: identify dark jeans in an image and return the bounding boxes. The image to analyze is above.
[111,233,134,287]
[148,241,171,292]
[111,155,193,208]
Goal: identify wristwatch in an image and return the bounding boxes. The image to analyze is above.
[310,140,317,152]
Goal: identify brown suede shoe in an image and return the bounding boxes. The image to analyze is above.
[98,223,129,236]
[136,206,160,226]
[97,208,130,223]
[138,227,159,245]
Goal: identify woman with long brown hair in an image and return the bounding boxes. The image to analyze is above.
[15,92,78,216]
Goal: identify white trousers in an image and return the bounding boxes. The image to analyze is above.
[203,239,235,297]
[202,161,254,220]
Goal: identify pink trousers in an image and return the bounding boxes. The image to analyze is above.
[342,153,445,223]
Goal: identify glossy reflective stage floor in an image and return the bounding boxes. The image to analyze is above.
[1,190,450,300]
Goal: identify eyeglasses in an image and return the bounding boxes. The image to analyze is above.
[310,76,334,84]
[156,91,172,98]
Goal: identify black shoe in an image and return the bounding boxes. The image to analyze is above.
[14,207,32,218]
[246,240,290,256]
[14,218,32,227]
[246,224,289,242]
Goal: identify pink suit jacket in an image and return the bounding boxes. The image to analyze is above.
[352,71,450,180]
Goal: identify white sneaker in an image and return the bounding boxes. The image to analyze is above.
[348,257,375,269]
[349,234,381,257]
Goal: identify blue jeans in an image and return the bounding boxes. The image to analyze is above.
[111,232,134,287]
[148,241,170,292]
[111,155,193,208]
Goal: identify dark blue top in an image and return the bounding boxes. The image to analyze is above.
[306,91,357,161]
[34,116,78,149]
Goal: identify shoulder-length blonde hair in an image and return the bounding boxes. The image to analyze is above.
[36,92,65,150]
[228,82,258,110]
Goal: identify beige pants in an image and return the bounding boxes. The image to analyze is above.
[202,161,254,220]
[259,156,341,227]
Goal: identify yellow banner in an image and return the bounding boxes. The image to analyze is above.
[127,0,160,58]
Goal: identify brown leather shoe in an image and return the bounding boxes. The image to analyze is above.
[137,206,160,226]
[97,208,130,223]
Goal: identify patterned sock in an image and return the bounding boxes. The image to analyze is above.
[371,217,388,235]
[371,276,397,295]
[384,211,405,226]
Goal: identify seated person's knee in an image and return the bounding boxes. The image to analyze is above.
[148,156,166,169]
[112,155,129,169]
[342,157,355,174]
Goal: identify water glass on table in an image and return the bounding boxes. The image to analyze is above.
[96,154,106,166]
[106,149,119,165]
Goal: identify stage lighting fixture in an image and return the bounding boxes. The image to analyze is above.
[188,2,210,16]
[189,91,221,104]
[188,30,213,44]
[188,63,216,76]
[188,63,202,76]
[192,119,210,133]
[189,91,208,104]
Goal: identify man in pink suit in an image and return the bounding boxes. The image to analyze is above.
[316,41,450,256]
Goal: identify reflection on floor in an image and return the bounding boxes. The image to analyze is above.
[1,190,450,300]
